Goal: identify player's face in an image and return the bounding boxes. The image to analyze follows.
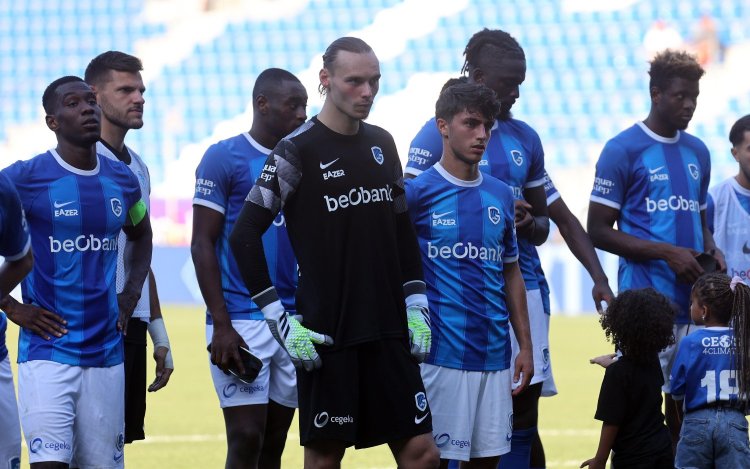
[438,109,493,166]
[266,80,308,139]
[320,50,380,121]
[94,70,145,130]
[47,81,101,146]
[731,130,750,185]
[475,58,525,120]
[652,77,699,132]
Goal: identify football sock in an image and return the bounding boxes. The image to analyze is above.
[497,427,535,468]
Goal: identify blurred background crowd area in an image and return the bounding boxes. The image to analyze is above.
[1,0,747,309]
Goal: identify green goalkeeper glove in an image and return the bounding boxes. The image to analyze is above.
[262,301,333,371]
[406,305,431,363]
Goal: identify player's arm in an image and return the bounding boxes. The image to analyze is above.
[118,201,152,333]
[504,260,533,395]
[516,185,550,246]
[700,209,726,272]
[580,423,618,469]
[191,205,248,375]
[549,197,613,310]
[146,269,173,392]
[587,202,704,283]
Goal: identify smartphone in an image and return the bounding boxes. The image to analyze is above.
[695,252,718,274]
[206,343,263,384]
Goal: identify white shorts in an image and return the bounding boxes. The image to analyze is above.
[0,357,21,469]
[661,323,702,393]
[510,289,553,389]
[206,320,297,409]
[18,361,125,468]
[421,364,513,461]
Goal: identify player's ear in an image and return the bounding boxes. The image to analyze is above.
[45,114,58,132]
[319,68,331,93]
[649,86,661,103]
[471,68,484,84]
[731,145,739,162]
[256,94,269,115]
[436,117,449,138]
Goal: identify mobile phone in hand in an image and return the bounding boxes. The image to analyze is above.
[206,343,263,384]
[695,252,718,274]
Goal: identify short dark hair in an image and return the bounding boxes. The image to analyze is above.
[84,51,143,87]
[253,68,301,101]
[435,82,500,123]
[600,288,675,364]
[318,37,373,95]
[729,115,750,147]
[648,49,705,91]
[43,76,85,114]
[440,76,468,94]
[462,28,525,75]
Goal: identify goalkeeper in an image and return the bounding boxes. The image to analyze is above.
[229,37,439,468]
[404,82,533,466]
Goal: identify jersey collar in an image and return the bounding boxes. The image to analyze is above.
[50,148,100,176]
[435,162,483,187]
[636,121,680,144]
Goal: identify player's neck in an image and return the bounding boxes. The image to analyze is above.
[642,115,677,139]
[100,121,128,153]
[735,172,750,190]
[317,103,360,135]
[439,154,479,181]
[56,141,98,170]
[248,126,278,151]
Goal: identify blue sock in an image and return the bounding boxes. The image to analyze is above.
[497,427,536,469]
[446,460,460,469]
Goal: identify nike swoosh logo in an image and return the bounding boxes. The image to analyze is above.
[320,158,340,170]
[743,242,750,254]
[649,166,665,174]
[53,200,75,208]
[432,211,452,219]
[415,413,429,424]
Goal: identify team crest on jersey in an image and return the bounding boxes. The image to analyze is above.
[110,198,123,217]
[688,163,700,180]
[488,206,502,225]
[510,150,523,166]
[371,146,384,165]
[415,391,427,412]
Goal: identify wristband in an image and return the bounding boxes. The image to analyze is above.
[148,318,173,368]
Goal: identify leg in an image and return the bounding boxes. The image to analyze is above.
[461,456,501,468]
[498,382,542,469]
[30,463,68,469]
[303,439,346,469]
[257,400,295,469]
[223,405,268,469]
[389,433,440,469]
[0,357,22,469]
[123,319,147,444]
[664,393,680,453]
[529,431,545,469]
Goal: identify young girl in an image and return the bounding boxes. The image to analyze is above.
[670,273,750,468]
[581,288,675,469]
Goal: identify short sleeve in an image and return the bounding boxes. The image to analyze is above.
[590,140,629,210]
[502,186,519,263]
[524,128,546,189]
[405,118,442,177]
[594,363,628,424]
[543,171,561,206]
[0,173,31,260]
[705,192,715,234]
[194,143,231,215]
[669,342,688,400]
[699,144,711,210]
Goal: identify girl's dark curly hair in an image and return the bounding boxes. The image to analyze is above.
[600,288,676,364]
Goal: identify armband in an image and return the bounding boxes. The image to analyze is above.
[128,199,147,226]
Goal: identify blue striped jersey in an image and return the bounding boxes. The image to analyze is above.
[193,133,297,321]
[0,172,31,361]
[670,327,741,412]
[407,116,546,290]
[590,122,710,323]
[2,150,142,366]
[405,163,518,371]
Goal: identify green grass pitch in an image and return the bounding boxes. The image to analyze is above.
[6,307,612,468]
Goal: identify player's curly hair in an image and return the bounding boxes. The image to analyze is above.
[461,28,525,75]
[600,288,675,364]
[692,272,750,408]
[648,49,705,91]
[435,82,500,123]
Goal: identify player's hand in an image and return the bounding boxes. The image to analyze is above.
[664,246,703,283]
[406,305,431,363]
[589,353,618,368]
[4,298,67,340]
[711,248,727,273]
[511,347,534,396]
[580,457,606,469]
[117,290,141,335]
[210,324,248,375]
[592,280,614,313]
[514,199,534,234]
[148,345,174,392]
[263,304,333,372]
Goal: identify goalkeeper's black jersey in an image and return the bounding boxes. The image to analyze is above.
[245,116,424,348]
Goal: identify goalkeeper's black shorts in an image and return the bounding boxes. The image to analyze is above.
[297,337,432,448]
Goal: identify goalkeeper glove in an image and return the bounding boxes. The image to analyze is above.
[406,305,431,363]
[261,300,333,371]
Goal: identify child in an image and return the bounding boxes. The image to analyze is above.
[670,273,750,468]
[581,288,675,469]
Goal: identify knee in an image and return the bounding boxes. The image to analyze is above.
[227,425,264,456]
[399,438,440,469]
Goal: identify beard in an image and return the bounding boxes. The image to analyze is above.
[99,99,143,130]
